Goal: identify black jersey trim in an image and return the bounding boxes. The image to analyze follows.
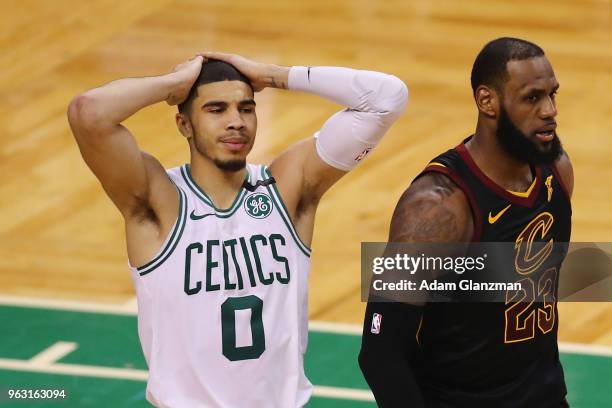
[243,177,276,192]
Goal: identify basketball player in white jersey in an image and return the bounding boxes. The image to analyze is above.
[68,52,408,407]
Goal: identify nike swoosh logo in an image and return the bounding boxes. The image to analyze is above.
[189,210,214,221]
[488,204,511,224]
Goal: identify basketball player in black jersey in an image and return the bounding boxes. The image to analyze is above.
[359,38,573,407]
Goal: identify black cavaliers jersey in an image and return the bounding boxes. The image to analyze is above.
[413,139,572,408]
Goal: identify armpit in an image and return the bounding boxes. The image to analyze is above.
[130,195,160,224]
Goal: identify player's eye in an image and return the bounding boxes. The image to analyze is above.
[240,107,254,113]
[208,108,224,113]
[527,94,539,103]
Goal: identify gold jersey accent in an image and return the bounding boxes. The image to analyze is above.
[488,204,512,224]
[545,175,554,202]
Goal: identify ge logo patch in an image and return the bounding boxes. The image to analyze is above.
[244,192,273,219]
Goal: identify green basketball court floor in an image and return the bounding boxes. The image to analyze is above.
[0,296,610,407]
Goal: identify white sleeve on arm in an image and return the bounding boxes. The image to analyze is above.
[288,66,409,171]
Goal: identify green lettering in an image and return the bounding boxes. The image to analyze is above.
[270,234,290,284]
[206,240,221,292]
[250,235,273,285]
[184,243,203,295]
[224,239,244,290]
[223,239,245,290]
[221,296,265,361]
[239,237,257,287]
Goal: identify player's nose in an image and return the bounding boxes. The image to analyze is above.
[226,107,246,130]
[539,95,557,120]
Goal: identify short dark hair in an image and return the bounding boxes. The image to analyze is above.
[470,37,545,94]
[178,59,252,114]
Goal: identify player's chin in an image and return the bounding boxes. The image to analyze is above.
[217,148,250,165]
[214,156,247,172]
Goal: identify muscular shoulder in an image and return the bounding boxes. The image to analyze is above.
[554,150,574,198]
[127,152,178,226]
[124,154,180,267]
[389,172,473,243]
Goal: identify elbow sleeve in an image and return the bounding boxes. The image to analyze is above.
[289,66,408,171]
[288,66,408,115]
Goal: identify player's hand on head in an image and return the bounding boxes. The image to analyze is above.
[166,55,205,106]
[200,51,275,92]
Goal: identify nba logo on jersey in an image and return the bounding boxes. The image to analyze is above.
[371,313,382,334]
[354,147,372,163]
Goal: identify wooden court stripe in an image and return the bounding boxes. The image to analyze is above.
[0,358,149,380]
[558,342,612,358]
[0,295,137,315]
[1,295,611,357]
[0,358,374,401]
[313,385,374,401]
[29,342,77,365]
[309,320,362,335]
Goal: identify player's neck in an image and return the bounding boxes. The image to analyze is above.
[189,155,247,209]
[468,128,534,190]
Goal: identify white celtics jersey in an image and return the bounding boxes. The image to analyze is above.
[129,163,313,408]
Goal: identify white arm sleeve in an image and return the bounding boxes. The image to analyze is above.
[288,66,408,171]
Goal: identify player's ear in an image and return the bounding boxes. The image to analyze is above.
[176,112,194,140]
[474,85,498,118]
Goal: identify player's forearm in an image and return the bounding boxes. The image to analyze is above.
[288,66,408,115]
[259,64,290,89]
[69,74,178,132]
[359,300,425,407]
[287,66,408,172]
[360,354,425,407]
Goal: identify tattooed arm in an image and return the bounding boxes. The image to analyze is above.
[358,172,473,407]
[389,172,473,244]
